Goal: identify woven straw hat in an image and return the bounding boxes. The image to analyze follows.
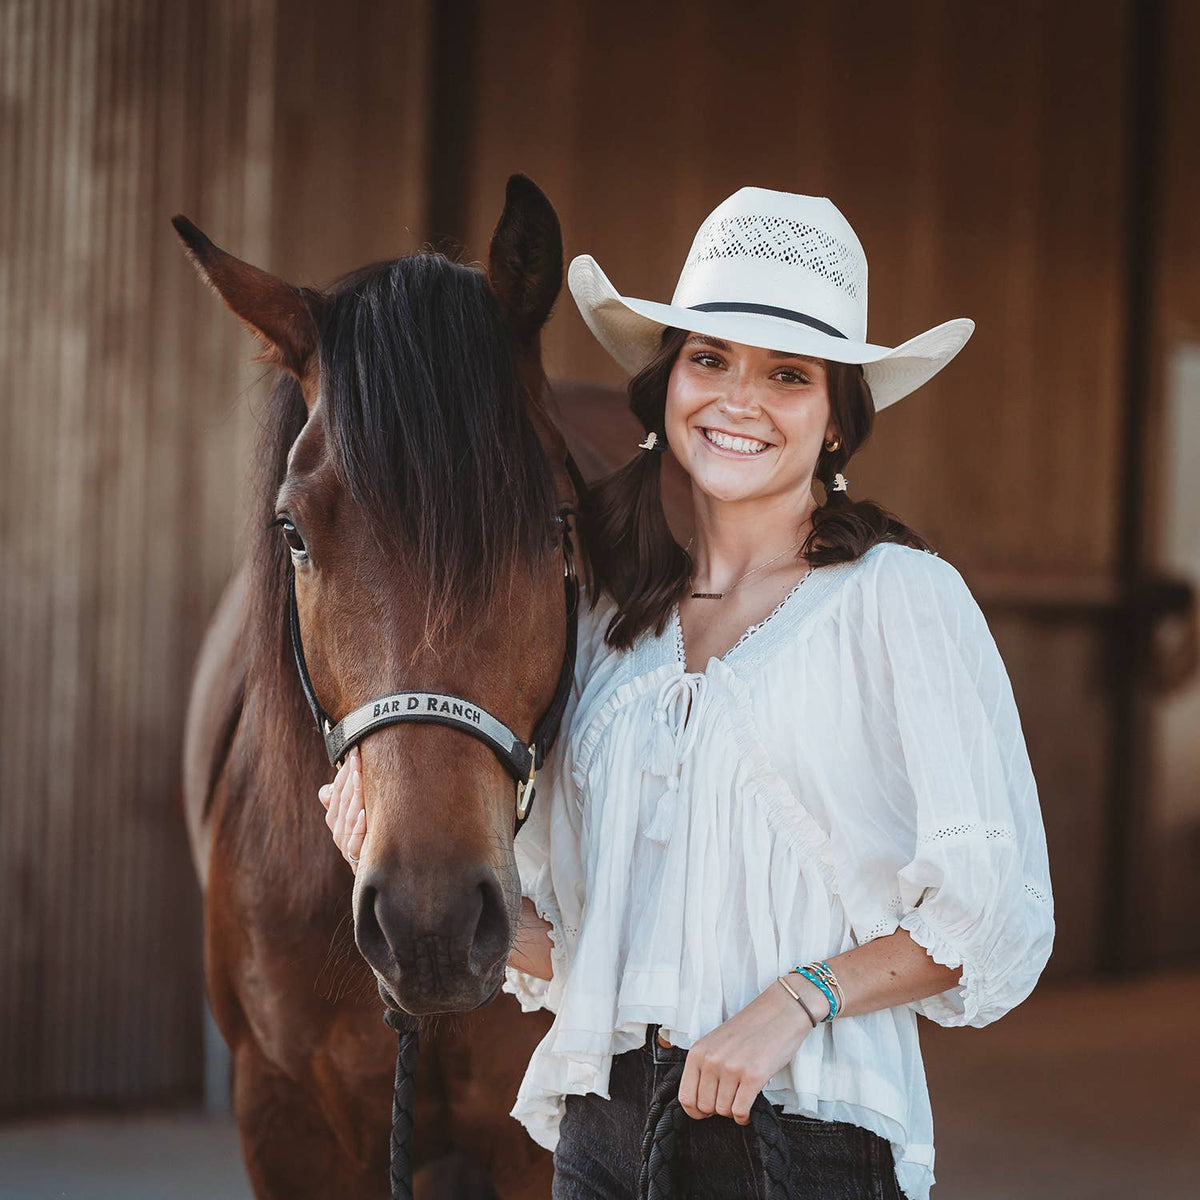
[568,187,974,411]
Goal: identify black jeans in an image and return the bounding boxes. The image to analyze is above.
[552,1026,904,1200]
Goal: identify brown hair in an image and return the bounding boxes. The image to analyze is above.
[579,326,934,650]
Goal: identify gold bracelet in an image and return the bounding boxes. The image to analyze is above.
[777,975,818,1029]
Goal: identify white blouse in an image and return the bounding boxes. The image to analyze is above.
[503,541,1055,1200]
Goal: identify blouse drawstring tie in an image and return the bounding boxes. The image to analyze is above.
[644,671,707,842]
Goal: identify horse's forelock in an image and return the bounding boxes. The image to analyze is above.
[317,253,557,646]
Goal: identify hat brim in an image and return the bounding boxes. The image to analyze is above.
[568,255,975,412]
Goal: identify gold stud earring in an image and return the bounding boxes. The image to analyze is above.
[824,436,840,452]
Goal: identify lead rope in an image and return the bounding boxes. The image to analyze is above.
[637,1062,796,1200]
[384,1008,420,1200]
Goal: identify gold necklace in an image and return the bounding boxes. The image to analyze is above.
[685,536,806,600]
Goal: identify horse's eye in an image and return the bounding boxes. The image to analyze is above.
[276,518,307,558]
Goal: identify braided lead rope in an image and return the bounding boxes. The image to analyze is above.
[637,1061,796,1200]
[383,1009,420,1200]
[748,1099,795,1200]
[638,1064,690,1200]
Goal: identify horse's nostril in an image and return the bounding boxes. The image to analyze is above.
[353,879,391,970]
[469,872,509,974]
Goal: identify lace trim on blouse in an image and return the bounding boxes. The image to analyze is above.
[671,565,816,671]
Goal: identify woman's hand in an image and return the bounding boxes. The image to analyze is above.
[318,746,365,873]
[508,897,555,980]
[675,975,826,1125]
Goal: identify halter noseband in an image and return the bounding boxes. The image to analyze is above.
[287,485,581,834]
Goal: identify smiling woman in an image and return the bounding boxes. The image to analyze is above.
[322,187,1055,1200]
[496,188,1052,1200]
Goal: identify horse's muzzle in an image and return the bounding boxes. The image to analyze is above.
[354,862,513,1013]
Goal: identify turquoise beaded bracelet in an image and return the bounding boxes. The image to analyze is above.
[794,960,841,1022]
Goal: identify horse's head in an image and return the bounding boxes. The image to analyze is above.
[175,177,579,1014]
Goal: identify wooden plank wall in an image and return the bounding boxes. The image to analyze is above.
[1147,0,1200,963]
[459,0,1131,977]
[0,0,279,1112]
[0,0,429,1111]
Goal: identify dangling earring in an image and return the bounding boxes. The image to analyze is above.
[824,435,840,452]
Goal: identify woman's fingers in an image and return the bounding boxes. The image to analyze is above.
[713,1071,742,1121]
[324,756,351,826]
[320,749,365,871]
[729,1080,760,1127]
[336,748,362,864]
[339,762,362,851]
[332,754,358,848]
[677,1050,708,1120]
[693,1058,720,1119]
[346,790,366,867]
[679,1042,763,1123]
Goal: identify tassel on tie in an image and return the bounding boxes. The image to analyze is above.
[642,673,707,843]
[642,774,679,844]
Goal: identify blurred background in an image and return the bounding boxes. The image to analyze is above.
[2,0,1198,1196]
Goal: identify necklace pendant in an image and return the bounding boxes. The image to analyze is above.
[691,591,724,600]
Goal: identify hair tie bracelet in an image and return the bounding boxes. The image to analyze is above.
[793,960,845,1021]
[807,959,846,1015]
[638,431,668,453]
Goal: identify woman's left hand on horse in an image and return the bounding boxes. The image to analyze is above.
[675,980,816,1125]
[318,747,366,873]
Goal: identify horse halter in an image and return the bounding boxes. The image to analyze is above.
[286,490,582,834]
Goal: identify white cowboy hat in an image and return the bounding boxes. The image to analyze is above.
[568,187,975,411]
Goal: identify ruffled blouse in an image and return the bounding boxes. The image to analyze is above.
[503,541,1055,1200]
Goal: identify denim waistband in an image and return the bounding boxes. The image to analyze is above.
[646,1023,689,1065]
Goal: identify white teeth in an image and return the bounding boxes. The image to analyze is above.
[703,428,770,454]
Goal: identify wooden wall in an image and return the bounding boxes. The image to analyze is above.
[2,0,1193,1111]
[1146,0,1200,964]
[0,0,276,1114]
[0,0,429,1113]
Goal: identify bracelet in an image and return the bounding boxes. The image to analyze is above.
[822,961,846,1014]
[804,959,845,1013]
[793,960,844,1021]
[810,960,846,1014]
[776,975,818,1029]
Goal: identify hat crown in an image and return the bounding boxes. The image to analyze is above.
[671,188,869,342]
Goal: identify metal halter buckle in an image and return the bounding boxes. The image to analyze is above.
[515,746,537,821]
[324,719,345,771]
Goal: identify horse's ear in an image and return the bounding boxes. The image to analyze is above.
[171,215,322,381]
[487,175,563,348]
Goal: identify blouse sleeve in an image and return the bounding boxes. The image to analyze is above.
[501,584,612,1014]
[840,547,1055,1029]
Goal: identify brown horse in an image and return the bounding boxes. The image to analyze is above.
[178,177,608,1198]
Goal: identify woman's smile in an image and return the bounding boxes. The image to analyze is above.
[697,425,776,457]
[666,335,833,507]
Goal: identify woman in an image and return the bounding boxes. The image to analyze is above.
[321,187,1055,1200]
